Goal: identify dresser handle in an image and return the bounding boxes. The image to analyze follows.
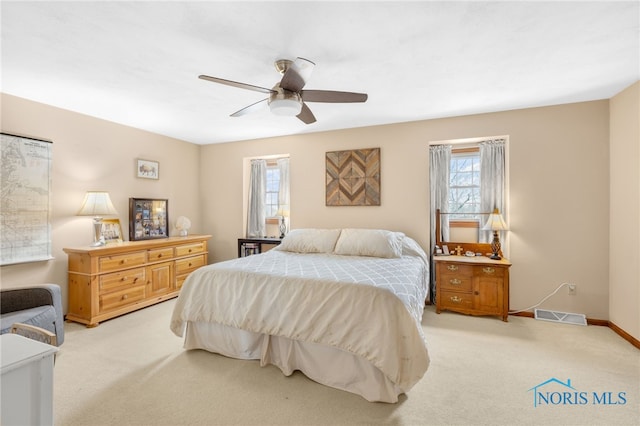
[449,278,462,285]
[447,265,459,272]
[483,267,495,274]
[122,294,128,300]
[450,296,462,303]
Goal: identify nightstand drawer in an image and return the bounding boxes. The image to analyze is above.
[439,263,473,276]
[99,267,146,294]
[475,265,505,277]
[175,254,206,274]
[99,251,147,272]
[439,290,474,310]
[439,275,472,291]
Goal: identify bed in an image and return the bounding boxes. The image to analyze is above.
[170,228,430,403]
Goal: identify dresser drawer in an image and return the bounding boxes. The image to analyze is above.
[175,254,206,275]
[175,242,205,257]
[99,285,146,313]
[439,290,474,310]
[99,251,146,272]
[148,247,174,262]
[99,267,146,294]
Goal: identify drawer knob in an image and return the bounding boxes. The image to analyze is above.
[449,278,462,285]
[447,265,459,272]
[122,294,128,300]
[483,267,495,274]
[450,296,462,303]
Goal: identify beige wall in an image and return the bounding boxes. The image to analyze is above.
[609,81,640,340]
[201,100,611,320]
[0,94,202,312]
[0,90,625,325]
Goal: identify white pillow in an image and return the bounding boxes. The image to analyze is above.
[277,228,342,253]
[334,228,405,258]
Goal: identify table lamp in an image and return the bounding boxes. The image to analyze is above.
[77,191,118,246]
[482,208,508,260]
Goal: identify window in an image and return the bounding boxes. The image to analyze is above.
[265,163,280,218]
[449,148,480,221]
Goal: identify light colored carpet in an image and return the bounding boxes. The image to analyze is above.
[54,299,639,425]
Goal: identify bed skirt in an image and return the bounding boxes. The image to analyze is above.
[185,321,405,403]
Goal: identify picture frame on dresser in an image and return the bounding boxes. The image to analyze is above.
[101,218,123,243]
[129,198,169,241]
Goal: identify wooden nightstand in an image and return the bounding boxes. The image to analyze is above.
[434,255,512,321]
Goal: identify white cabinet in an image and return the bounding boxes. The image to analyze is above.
[1,334,58,426]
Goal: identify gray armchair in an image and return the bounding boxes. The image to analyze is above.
[0,284,64,346]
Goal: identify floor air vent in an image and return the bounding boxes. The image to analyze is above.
[534,309,587,326]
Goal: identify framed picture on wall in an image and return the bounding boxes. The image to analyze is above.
[136,159,159,179]
[129,198,169,241]
[101,218,124,243]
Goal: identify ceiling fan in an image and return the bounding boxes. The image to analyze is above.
[199,57,368,124]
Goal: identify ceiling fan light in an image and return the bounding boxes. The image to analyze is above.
[269,98,302,116]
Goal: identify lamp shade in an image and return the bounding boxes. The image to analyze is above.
[482,208,508,231]
[77,191,118,216]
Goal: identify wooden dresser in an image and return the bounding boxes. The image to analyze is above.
[434,255,511,321]
[63,235,211,327]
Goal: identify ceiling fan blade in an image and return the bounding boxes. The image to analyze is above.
[297,103,316,124]
[280,57,315,92]
[230,98,268,117]
[199,75,275,94]
[301,90,368,103]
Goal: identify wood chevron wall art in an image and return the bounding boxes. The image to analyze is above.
[326,148,380,206]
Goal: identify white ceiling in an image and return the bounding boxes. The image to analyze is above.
[1,1,638,145]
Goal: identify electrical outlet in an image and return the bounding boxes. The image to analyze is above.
[568,283,577,295]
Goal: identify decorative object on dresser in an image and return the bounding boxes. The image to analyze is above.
[77,191,119,246]
[101,218,123,243]
[175,216,192,236]
[129,198,168,241]
[434,255,511,321]
[482,208,508,260]
[63,235,210,327]
[237,237,281,257]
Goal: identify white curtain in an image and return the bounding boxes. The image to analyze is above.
[479,139,506,243]
[429,144,451,301]
[277,158,290,234]
[247,159,266,238]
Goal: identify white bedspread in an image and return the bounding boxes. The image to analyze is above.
[170,240,430,393]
